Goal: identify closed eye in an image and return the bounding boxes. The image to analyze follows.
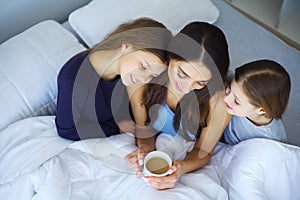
[140,63,147,71]
[234,99,240,105]
[178,72,185,79]
[178,67,188,79]
[197,81,208,87]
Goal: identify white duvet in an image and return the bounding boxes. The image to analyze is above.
[1,116,300,200]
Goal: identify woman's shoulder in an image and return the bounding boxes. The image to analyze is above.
[207,89,232,124]
[58,50,91,81]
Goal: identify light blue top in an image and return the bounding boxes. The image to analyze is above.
[152,102,196,141]
[223,115,287,145]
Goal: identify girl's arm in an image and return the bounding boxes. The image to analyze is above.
[197,90,232,155]
[145,90,232,189]
[182,90,231,170]
[125,84,157,177]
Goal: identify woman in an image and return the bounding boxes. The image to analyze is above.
[125,22,231,189]
[55,18,173,140]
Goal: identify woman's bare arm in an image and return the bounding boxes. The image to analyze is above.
[145,91,232,189]
[126,84,156,147]
[125,84,157,177]
[181,90,231,173]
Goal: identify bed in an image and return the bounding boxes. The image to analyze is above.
[1,0,300,199]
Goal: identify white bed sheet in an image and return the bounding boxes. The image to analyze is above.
[0,116,227,200]
[1,116,300,200]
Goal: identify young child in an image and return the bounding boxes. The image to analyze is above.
[223,59,291,144]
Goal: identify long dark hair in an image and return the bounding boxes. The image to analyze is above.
[143,22,229,140]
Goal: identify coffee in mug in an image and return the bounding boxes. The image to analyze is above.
[146,157,169,174]
[143,151,172,177]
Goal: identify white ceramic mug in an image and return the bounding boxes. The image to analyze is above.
[143,151,172,177]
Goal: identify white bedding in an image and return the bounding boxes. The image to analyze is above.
[2,0,300,199]
[1,116,300,200]
[0,116,227,200]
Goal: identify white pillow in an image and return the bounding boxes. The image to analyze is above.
[69,0,220,47]
[221,139,300,200]
[0,20,86,131]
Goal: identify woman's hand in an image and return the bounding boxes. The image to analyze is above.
[143,160,182,190]
[125,144,153,178]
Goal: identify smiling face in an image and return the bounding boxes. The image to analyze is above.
[119,49,167,86]
[167,59,212,95]
[224,79,262,117]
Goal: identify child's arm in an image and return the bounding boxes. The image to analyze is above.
[125,84,157,177]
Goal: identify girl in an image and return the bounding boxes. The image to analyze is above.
[55,18,173,140]
[223,59,291,144]
[125,22,231,189]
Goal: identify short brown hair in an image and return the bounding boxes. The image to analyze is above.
[235,59,291,119]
